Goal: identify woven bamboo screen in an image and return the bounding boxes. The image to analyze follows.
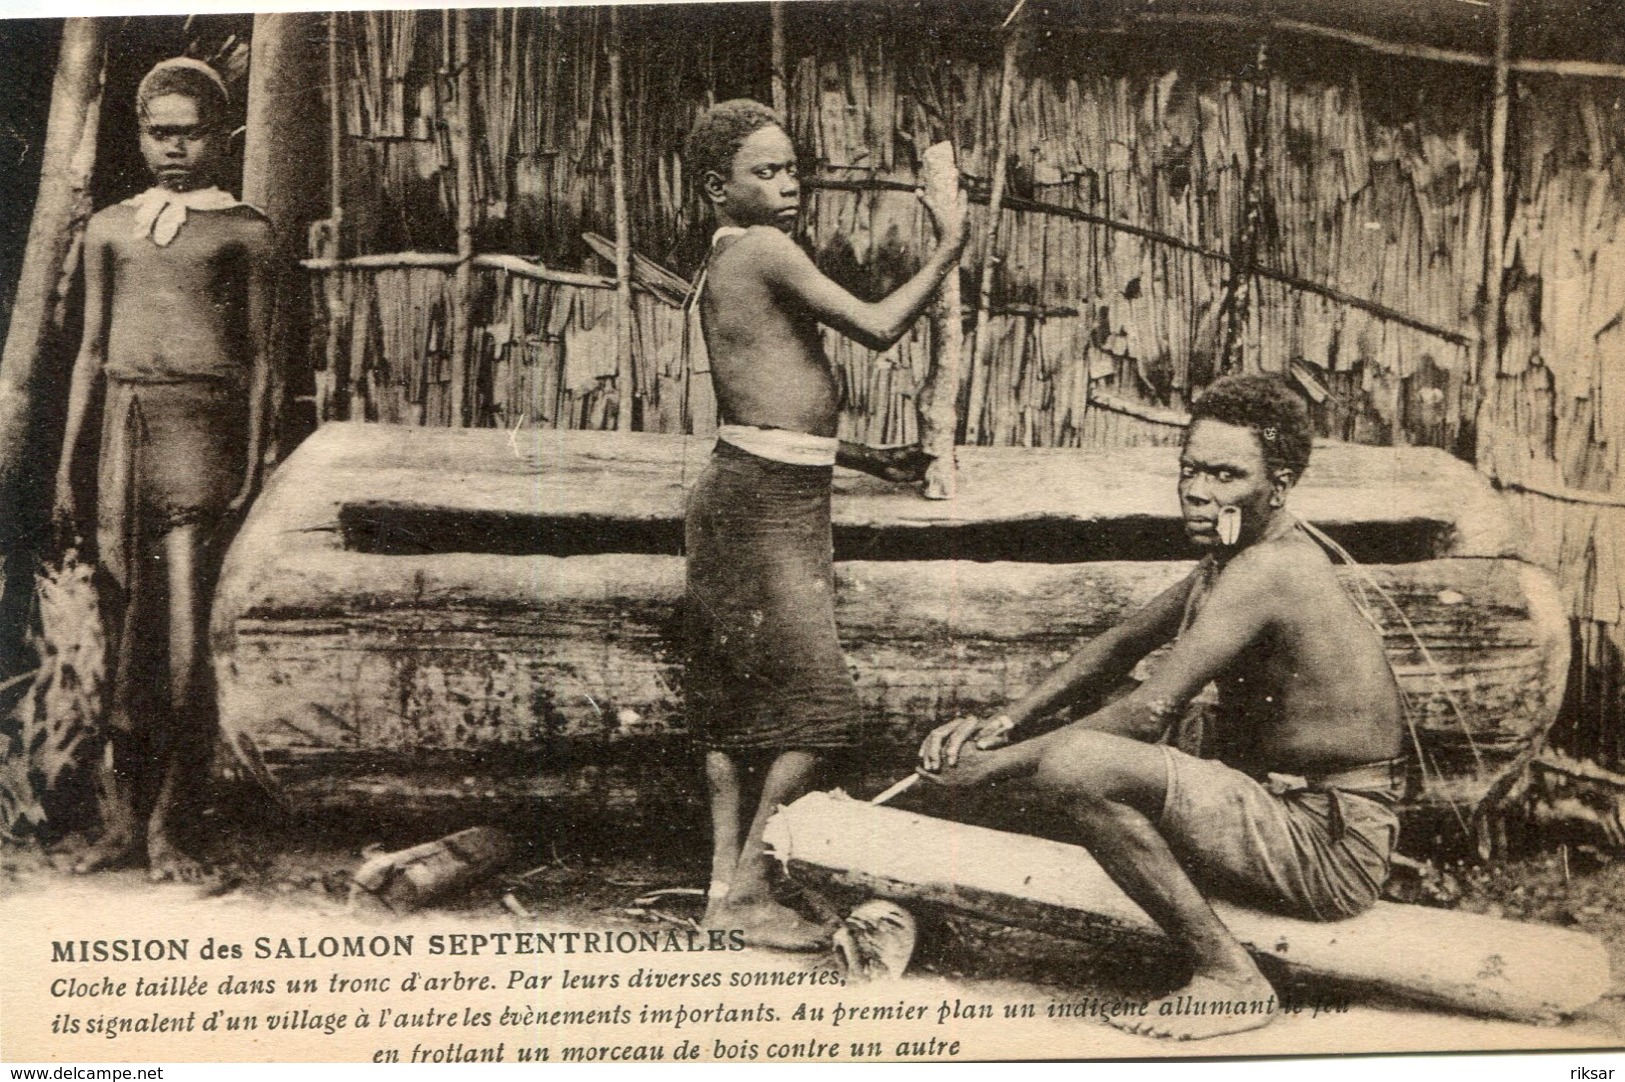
[1480,77,1625,767]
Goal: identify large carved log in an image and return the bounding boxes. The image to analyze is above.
[212,424,1564,825]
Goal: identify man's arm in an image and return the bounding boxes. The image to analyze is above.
[229,217,276,512]
[1066,547,1284,742]
[919,571,1195,771]
[53,217,112,525]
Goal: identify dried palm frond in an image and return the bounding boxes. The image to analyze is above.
[0,549,107,841]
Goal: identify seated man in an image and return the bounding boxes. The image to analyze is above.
[917,374,1404,1041]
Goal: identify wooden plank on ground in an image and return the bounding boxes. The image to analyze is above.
[763,792,1611,1024]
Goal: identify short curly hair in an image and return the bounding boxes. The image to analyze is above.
[1187,375,1314,477]
[684,98,785,183]
[137,58,230,128]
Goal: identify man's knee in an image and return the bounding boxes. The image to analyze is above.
[1034,730,1129,795]
[1032,729,1170,821]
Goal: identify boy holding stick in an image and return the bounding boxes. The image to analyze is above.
[683,100,965,948]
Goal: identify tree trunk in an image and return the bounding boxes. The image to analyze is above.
[243,13,329,465]
[0,17,105,674]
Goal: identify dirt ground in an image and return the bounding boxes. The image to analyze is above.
[3,789,1623,1061]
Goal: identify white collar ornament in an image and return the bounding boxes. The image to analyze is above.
[122,186,241,247]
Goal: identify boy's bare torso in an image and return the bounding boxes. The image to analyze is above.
[94,203,268,377]
[1199,528,1404,776]
[700,228,841,437]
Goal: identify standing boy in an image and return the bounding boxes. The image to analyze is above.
[683,100,966,948]
[54,59,275,880]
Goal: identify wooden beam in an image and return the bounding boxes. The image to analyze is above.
[765,792,1610,1023]
[769,1,788,116]
[918,142,962,499]
[448,9,475,428]
[1476,0,1513,469]
[318,11,346,420]
[608,6,635,433]
[301,251,616,290]
[965,26,1022,445]
[804,177,1475,348]
[1127,11,1625,81]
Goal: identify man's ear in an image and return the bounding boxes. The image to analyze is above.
[1269,468,1296,508]
[701,169,727,206]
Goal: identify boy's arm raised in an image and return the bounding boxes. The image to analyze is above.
[54,217,112,526]
[229,218,277,513]
[757,195,966,353]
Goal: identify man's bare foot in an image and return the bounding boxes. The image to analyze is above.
[1106,972,1278,1041]
[71,831,141,874]
[146,835,213,884]
[707,896,830,952]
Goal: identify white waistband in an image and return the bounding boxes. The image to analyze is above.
[718,425,838,466]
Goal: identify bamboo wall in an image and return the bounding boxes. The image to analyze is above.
[300,4,1624,766]
[1479,76,1625,767]
[788,11,1484,450]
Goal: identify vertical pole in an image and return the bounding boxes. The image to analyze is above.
[1476,0,1513,468]
[0,17,105,675]
[919,142,962,500]
[243,13,328,463]
[965,26,1021,445]
[320,10,347,420]
[609,6,635,432]
[449,8,475,428]
[770,1,788,117]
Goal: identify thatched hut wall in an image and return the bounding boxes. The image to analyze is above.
[1480,76,1625,767]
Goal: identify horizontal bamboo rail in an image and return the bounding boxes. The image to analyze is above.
[1121,12,1625,81]
[301,252,616,290]
[803,177,1475,347]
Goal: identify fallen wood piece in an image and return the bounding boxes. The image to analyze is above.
[349,826,514,913]
[917,141,963,501]
[763,792,1610,1024]
[633,887,705,906]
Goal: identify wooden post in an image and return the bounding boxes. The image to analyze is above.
[769,1,788,116]
[965,26,1022,445]
[608,7,635,432]
[448,9,476,429]
[1476,0,1513,469]
[918,142,962,500]
[317,10,347,421]
[0,17,105,672]
[244,13,329,464]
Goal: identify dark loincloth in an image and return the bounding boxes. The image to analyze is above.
[683,440,862,750]
[97,374,246,734]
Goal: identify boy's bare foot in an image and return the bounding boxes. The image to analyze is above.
[146,834,212,884]
[707,896,830,952]
[1106,971,1278,1041]
[71,831,141,874]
